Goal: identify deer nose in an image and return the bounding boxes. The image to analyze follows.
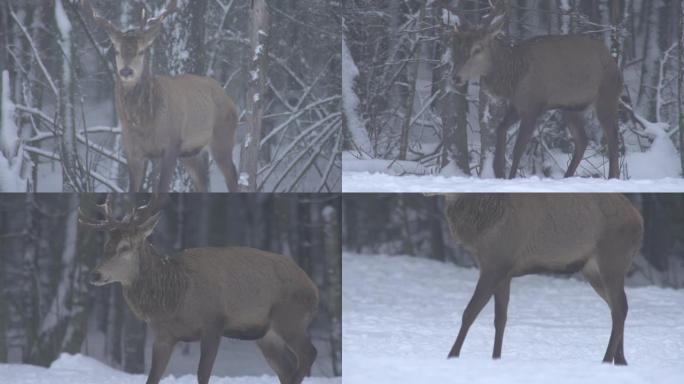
[119,67,134,77]
[90,271,103,284]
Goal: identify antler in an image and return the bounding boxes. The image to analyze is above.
[79,194,166,230]
[124,193,166,225]
[144,0,178,31]
[77,0,122,37]
[483,0,507,27]
[79,194,119,230]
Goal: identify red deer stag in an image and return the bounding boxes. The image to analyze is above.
[80,0,239,192]
[79,195,318,384]
[452,4,622,179]
[443,193,642,365]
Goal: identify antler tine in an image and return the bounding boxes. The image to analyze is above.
[78,195,119,230]
[144,0,178,30]
[78,0,121,36]
[92,193,114,218]
[127,194,165,225]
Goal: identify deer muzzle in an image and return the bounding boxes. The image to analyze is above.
[119,67,134,78]
[89,270,110,286]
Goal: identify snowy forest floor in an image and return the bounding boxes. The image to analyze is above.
[343,253,684,384]
[343,172,684,192]
[0,354,340,384]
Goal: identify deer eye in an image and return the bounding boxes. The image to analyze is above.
[118,245,130,253]
[472,46,482,55]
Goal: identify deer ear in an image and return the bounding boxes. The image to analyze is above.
[140,212,161,238]
[141,26,162,50]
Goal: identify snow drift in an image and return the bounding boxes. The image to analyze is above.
[342,170,684,192]
[343,253,684,384]
[0,353,340,384]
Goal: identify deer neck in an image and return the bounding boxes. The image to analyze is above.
[482,38,525,100]
[115,64,160,132]
[122,242,189,321]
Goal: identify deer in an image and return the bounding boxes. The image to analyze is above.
[79,194,319,384]
[79,0,239,192]
[452,3,623,179]
[442,193,643,365]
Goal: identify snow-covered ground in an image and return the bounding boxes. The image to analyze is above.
[0,354,340,384]
[343,171,684,192]
[343,253,684,384]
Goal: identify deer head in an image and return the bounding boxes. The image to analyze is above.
[79,194,163,286]
[452,1,506,85]
[79,0,178,88]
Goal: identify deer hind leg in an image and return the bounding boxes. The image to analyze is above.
[600,275,628,365]
[562,110,588,177]
[180,152,209,192]
[449,268,508,358]
[595,90,621,178]
[156,146,181,193]
[210,121,239,192]
[508,110,542,179]
[596,239,632,365]
[582,257,627,364]
[257,329,299,384]
[282,333,317,384]
[127,156,147,192]
[582,258,608,303]
[492,277,512,359]
[269,310,318,383]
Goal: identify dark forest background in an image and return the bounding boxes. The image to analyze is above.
[0,193,341,377]
[343,0,684,179]
[343,193,684,288]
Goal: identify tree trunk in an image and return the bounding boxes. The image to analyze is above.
[55,0,82,192]
[428,197,445,261]
[323,203,341,376]
[240,0,270,191]
[679,0,684,175]
[437,1,470,175]
[398,2,426,161]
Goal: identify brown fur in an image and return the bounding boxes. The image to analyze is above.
[123,244,189,320]
[88,214,318,384]
[443,193,643,365]
[455,21,622,179]
[83,0,239,192]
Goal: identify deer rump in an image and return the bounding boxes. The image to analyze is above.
[444,193,643,365]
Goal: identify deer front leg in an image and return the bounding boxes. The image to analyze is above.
[197,327,223,384]
[493,107,519,178]
[156,146,181,193]
[508,110,542,179]
[449,268,508,358]
[147,337,176,384]
[493,278,511,359]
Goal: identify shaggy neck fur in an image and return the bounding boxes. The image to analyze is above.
[482,38,527,99]
[115,58,160,133]
[446,194,509,243]
[123,242,189,321]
